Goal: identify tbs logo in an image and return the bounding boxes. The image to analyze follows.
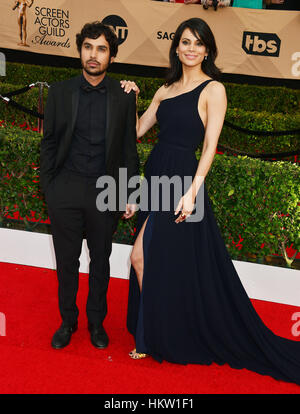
[242,32,281,57]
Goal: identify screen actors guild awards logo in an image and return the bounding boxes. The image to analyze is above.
[32,6,70,48]
[12,0,34,47]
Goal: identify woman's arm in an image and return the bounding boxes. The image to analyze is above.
[136,86,165,138]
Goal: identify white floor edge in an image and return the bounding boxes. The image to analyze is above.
[1,228,300,307]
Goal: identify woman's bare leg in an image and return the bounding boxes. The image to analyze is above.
[129,215,151,359]
[130,214,150,292]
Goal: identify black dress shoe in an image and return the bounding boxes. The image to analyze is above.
[51,322,78,349]
[88,323,109,349]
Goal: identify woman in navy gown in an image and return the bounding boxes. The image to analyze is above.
[122,17,300,385]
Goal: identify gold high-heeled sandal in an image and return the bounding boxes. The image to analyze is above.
[129,348,149,359]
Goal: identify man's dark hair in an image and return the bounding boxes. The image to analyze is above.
[76,21,119,58]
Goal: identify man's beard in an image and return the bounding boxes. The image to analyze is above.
[82,59,110,77]
[83,66,106,77]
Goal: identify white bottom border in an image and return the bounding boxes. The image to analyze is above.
[1,228,300,307]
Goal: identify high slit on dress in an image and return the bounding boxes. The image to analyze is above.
[126,79,300,385]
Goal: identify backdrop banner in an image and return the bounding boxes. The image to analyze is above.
[0,0,299,79]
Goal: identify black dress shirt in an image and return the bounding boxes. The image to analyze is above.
[63,73,107,177]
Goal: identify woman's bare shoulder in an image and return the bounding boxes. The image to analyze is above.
[153,84,171,102]
[206,80,226,96]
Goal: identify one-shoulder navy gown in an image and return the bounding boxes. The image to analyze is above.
[127,79,300,385]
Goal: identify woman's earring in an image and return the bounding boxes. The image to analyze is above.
[204,55,208,60]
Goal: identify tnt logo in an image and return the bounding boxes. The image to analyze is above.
[242,32,281,57]
[102,15,128,45]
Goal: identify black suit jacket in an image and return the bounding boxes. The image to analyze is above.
[40,74,140,218]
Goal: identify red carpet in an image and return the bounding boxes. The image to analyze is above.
[0,261,300,394]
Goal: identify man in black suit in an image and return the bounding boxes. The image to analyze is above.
[40,22,139,350]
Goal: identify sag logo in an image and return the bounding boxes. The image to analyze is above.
[242,32,281,57]
[102,15,128,45]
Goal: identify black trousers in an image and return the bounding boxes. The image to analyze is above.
[46,169,118,327]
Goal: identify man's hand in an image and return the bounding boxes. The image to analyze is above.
[122,204,137,219]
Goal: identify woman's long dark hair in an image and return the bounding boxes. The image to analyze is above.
[165,18,221,86]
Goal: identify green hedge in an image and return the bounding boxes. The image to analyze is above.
[0,82,299,161]
[1,63,81,88]
[1,62,300,113]
[0,82,44,128]
[0,62,299,267]
[0,126,48,227]
[1,63,299,159]
[0,126,299,268]
[219,109,300,157]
